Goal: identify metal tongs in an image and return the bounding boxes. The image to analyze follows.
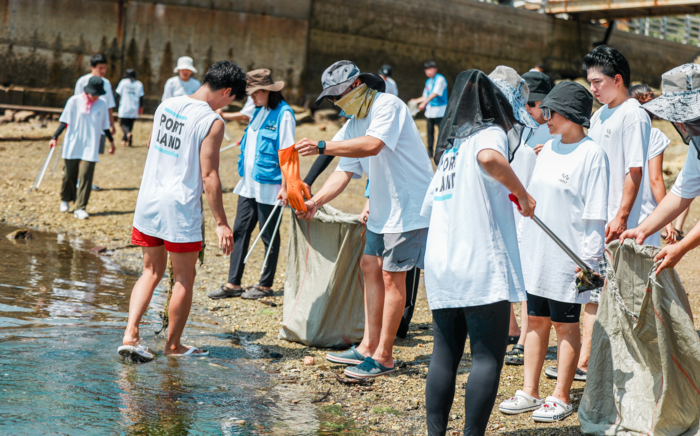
[509,194,605,293]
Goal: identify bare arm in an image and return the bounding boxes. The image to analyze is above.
[200,119,234,255]
[477,149,535,218]
[295,171,354,220]
[296,136,384,158]
[649,153,677,243]
[217,111,250,123]
[606,167,642,242]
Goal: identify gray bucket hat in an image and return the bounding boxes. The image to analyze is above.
[315,60,385,106]
[488,66,539,129]
[643,63,700,123]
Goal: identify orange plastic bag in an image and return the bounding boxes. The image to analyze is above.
[279,146,311,212]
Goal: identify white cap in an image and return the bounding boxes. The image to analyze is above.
[174,56,197,73]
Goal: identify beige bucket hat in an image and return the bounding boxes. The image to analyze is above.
[246,69,284,95]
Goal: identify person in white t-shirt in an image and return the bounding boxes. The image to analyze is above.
[560,46,650,379]
[161,56,202,101]
[622,63,700,275]
[115,69,145,147]
[216,96,256,124]
[522,71,561,154]
[50,76,114,220]
[294,61,434,379]
[498,81,608,423]
[410,61,448,158]
[74,54,117,157]
[379,65,398,97]
[629,84,678,246]
[420,67,537,436]
[118,60,247,363]
[208,69,295,301]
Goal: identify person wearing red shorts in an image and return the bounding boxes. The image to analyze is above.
[117,61,247,363]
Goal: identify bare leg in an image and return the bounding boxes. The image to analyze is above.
[522,316,551,400]
[371,270,407,368]
[577,303,598,371]
[509,304,521,337]
[123,246,168,346]
[164,251,200,355]
[355,255,384,358]
[517,302,529,346]
[551,321,581,405]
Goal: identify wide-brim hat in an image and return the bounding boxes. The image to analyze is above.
[315,60,382,106]
[83,76,106,96]
[488,66,539,129]
[540,81,593,128]
[174,56,197,73]
[246,69,285,95]
[643,63,700,123]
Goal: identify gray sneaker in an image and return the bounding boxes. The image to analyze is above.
[241,285,273,300]
[207,284,243,300]
[544,366,587,382]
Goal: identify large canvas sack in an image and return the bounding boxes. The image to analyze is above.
[579,239,700,435]
[279,205,365,348]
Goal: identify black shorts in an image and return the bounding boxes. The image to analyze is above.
[527,292,581,323]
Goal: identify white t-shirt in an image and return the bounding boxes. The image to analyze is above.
[421,127,526,309]
[423,75,448,119]
[671,144,700,199]
[115,79,145,119]
[335,93,434,234]
[525,122,560,148]
[520,138,609,304]
[638,128,671,246]
[234,108,295,205]
[383,77,398,97]
[240,96,256,119]
[74,74,116,109]
[133,96,222,242]
[161,76,201,101]
[58,95,110,163]
[588,98,650,225]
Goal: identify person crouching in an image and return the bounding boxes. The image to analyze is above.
[498,82,609,422]
[50,76,115,220]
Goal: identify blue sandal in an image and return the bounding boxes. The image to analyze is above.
[326,346,367,365]
[344,357,395,379]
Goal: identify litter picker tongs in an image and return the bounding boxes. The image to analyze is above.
[509,194,604,293]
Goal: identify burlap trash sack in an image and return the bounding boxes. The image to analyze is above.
[579,239,700,436]
[278,204,366,348]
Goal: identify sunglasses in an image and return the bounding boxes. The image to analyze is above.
[325,83,357,104]
[542,106,552,120]
[527,101,537,108]
[673,118,700,160]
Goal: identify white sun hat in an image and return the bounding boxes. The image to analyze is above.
[174,56,197,74]
[643,63,700,123]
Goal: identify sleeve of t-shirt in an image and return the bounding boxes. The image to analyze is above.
[622,121,646,172]
[580,219,606,273]
[582,160,609,221]
[59,97,75,125]
[365,99,401,151]
[197,114,225,144]
[115,80,124,96]
[332,120,348,142]
[420,160,443,218]
[138,82,145,97]
[432,76,447,96]
[336,157,364,179]
[278,111,296,151]
[670,146,700,199]
[104,80,116,109]
[649,129,670,160]
[161,80,172,102]
[475,127,508,159]
[241,97,256,119]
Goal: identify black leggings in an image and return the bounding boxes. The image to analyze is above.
[120,118,136,142]
[426,117,442,157]
[426,300,510,436]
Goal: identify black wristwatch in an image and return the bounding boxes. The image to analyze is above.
[318,140,326,155]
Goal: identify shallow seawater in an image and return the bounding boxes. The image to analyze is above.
[0,225,320,435]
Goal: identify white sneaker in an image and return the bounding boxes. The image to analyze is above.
[59,201,69,213]
[499,390,544,415]
[532,396,574,422]
[74,209,89,220]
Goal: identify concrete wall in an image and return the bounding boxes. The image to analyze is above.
[2,0,699,109]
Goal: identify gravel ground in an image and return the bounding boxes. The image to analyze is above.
[1,115,699,436]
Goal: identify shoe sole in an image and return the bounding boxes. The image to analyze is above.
[344,367,396,379]
[207,294,241,300]
[533,410,574,422]
[499,405,542,415]
[545,370,557,379]
[118,347,154,363]
[505,358,524,366]
[241,294,272,300]
[326,355,364,365]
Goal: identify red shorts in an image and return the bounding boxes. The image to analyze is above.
[131,227,202,253]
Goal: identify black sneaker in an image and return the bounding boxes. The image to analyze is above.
[207,284,243,300]
[241,284,273,300]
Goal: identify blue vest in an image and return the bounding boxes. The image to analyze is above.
[425,74,448,107]
[238,101,294,184]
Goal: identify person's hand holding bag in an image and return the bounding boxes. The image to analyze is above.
[279,145,312,212]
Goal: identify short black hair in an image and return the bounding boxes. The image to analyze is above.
[125,68,137,80]
[90,54,107,67]
[424,61,437,69]
[266,91,285,110]
[202,60,247,101]
[582,45,631,88]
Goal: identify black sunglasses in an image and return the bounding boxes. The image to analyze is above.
[526,101,537,108]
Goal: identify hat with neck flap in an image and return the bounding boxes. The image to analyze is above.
[434,67,537,165]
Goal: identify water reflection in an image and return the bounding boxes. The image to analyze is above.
[0,225,321,435]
